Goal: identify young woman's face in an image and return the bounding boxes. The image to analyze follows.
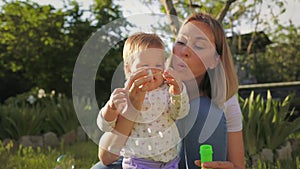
[172,21,218,81]
[128,47,165,91]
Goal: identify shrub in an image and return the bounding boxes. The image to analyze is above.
[0,89,80,140]
[240,90,300,166]
[0,94,46,139]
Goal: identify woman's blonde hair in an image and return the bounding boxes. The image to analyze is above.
[184,13,239,106]
[123,32,164,79]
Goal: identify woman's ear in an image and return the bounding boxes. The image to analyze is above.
[208,55,220,69]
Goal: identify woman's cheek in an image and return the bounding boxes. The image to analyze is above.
[190,56,207,77]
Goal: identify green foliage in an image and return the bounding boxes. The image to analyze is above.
[247,157,300,169]
[43,95,80,136]
[240,90,300,162]
[224,1,300,83]
[0,0,127,101]
[257,23,300,82]
[0,89,80,140]
[0,140,98,169]
[0,101,46,140]
[0,1,72,92]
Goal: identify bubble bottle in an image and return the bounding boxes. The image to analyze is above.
[200,144,213,169]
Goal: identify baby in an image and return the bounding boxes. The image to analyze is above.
[97,32,190,169]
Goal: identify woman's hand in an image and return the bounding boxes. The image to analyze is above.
[195,160,235,169]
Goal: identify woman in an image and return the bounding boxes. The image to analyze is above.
[173,13,245,169]
[92,12,245,169]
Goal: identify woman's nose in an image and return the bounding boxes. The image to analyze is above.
[179,45,191,58]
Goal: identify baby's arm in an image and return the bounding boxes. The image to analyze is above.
[97,88,127,132]
[163,69,190,119]
[169,83,190,120]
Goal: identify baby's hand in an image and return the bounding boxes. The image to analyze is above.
[108,88,127,113]
[163,69,182,95]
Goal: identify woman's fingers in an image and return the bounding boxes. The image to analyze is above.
[194,160,235,169]
[194,160,201,167]
[202,161,234,169]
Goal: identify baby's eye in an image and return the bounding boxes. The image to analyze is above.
[141,64,149,67]
[155,64,162,68]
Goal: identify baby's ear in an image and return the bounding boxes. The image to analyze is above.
[124,63,131,77]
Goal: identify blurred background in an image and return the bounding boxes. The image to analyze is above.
[0,0,299,168]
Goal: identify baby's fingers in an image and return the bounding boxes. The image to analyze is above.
[129,75,152,93]
[125,69,149,90]
[113,98,127,112]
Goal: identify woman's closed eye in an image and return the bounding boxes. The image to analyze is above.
[176,35,188,45]
[194,41,208,50]
[176,40,185,45]
[194,44,204,50]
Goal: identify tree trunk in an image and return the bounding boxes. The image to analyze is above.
[160,0,180,37]
[216,0,237,22]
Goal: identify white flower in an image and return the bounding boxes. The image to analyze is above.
[27,95,36,104]
[38,89,46,98]
[50,90,55,97]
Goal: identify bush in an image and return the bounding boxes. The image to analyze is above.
[240,90,300,166]
[0,89,80,140]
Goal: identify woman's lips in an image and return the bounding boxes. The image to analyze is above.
[176,63,187,71]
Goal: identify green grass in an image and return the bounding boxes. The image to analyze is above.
[0,140,99,169]
[0,137,299,169]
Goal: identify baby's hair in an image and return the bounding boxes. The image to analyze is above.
[123,32,164,78]
[123,32,164,64]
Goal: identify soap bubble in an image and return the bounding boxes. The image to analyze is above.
[54,154,75,169]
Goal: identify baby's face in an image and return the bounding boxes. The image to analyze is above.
[129,48,165,91]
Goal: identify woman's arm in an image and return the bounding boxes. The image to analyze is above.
[227,131,245,169]
[98,115,136,165]
[195,95,245,169]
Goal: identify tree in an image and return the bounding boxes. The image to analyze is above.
[0,0,127,102]
[0,0,70,99]
[253,22,300,82]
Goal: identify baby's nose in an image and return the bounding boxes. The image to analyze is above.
[151,68,163,74]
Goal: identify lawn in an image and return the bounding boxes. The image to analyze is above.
[1,137,299,169]
[0,140,99,169]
